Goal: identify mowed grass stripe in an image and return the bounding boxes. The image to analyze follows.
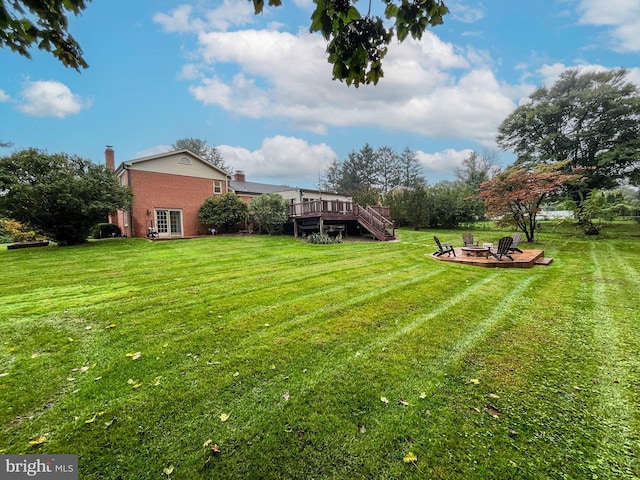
[589,242,640,476]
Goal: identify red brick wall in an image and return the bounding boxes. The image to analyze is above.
[128,170,227,237]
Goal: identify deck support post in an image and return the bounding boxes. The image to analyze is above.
[293,220,298,238]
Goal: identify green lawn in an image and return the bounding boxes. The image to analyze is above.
[1,226,639,479]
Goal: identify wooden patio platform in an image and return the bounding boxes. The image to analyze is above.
[431,248,553,268]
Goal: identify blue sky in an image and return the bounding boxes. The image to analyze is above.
[1,0,639,188]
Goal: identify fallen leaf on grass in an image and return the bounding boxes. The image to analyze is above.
[485,404,502,418]
[233,371,240,377]
[380,396,389,404]
[203,439,221,454]
[418,392,427,399]
[29,435,48,445]
[399,400,409,407]
[127,378,142,388]
[282,392,290,401]
[220,413,230,422]
[488,393,500,399]
[358,423,366,434]
[126,352,141,360]
[403,452,417,464]
[0,373,9,377]
[85,412,106,424]
[163,465,174,476]
[80,366,90,373]
[105,324,116,329]
[470,378,480,385]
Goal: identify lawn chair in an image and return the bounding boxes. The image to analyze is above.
[510,232,523,253]
[434,236,455,257]
[462,232,479,246]
[489,236,514,261]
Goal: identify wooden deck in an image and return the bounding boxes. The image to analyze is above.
[431,247,553,268]
[288,201,395,241]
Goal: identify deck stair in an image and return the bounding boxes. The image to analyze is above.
[356,205,396,241]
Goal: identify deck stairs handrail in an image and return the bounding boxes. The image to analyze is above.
[356,205,395,241]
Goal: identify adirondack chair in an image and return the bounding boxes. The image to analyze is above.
[462,232,479,246]
[510,232,523,253]
[433,236,455,257]
[489,236,514,261]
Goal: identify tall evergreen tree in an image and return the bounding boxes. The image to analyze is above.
[398,147,425,188]
[172,137,231,172]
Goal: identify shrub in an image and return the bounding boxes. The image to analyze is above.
[307,233,343,244]
[0,218,45,242]
[92,223,122,239]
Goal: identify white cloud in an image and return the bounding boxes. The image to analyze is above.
[135,145,173,158]
[536,62,640,88]
[0,89,10,102]
[449,2,485,23]
[218,136,337,185]
[153,5,201,33]
[416,148,473,177]
[154,1,254,34]
[166,23,520,145]
[18,80,92,118]
[577,0,640,52]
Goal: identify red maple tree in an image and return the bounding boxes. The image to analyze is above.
[479,162,580,242]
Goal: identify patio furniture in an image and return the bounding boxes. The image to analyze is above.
[433,236,456,257]
[510,232,523,253]
[489,236,514,261]
[462,233,479,246]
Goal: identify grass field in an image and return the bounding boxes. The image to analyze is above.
[1,225,639,479]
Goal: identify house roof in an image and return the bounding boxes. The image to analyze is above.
[114,149,230,177]
[229,180,293,195]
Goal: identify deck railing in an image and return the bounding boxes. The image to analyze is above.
[288,200,395,240]
[289,200,355,217]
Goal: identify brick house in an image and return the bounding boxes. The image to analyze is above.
[106,147,393,240]
[107,147,230,239]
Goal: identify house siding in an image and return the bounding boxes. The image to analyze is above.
[127,169,227,238]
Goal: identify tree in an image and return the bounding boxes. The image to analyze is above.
[398,147,424,188]
[478,162,578,242]
[321,158,341,193]
[454,149,497,221]
[454,149,496,191]
[198,193,248,233]
[172,137,231,172]
[0,0,90,70]
[376,145,401,195]
[249,193,289,235]
[338,144,379,195]
[0,148,132,245]
[497,68,640,213]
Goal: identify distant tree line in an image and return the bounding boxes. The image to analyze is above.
[323,145,493,229]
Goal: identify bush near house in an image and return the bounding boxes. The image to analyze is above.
[91,223,122,239]
[198,193,248,233]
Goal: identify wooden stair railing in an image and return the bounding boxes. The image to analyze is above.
[356,205,395,241]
